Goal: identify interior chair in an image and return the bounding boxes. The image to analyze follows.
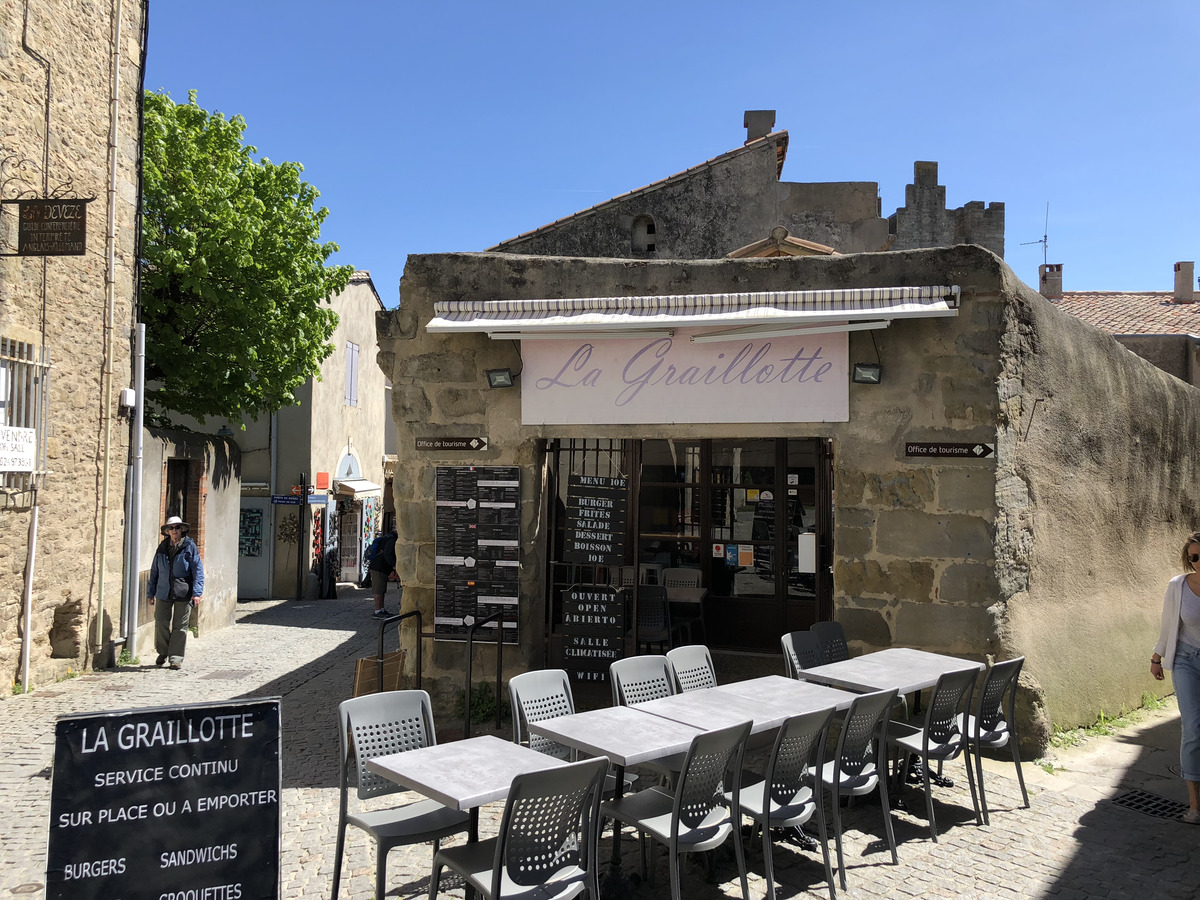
[662,567,706,644]
[781,631,824,678]
[636,585,684,652]
[332,690,470,900]
[601,720,752,900]
[429,756,609,900]
[610,655,685,785]
[666,644,717,693]
[817,688,900,891]
[966,656,1029,824]
[611,565,637,588]
[887,667,982,841]
[735,708,837,900]
[810,621,850,664]
[510,668,631,796]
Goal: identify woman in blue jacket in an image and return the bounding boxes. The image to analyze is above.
[147,515,205,670]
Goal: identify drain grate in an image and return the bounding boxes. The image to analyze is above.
[1110,789,1188,819]
[199,669,255,681]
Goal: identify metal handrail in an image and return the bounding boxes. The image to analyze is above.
[463,609,507,738]
[373,609,422,692]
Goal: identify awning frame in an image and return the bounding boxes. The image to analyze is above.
[425,286,960,344]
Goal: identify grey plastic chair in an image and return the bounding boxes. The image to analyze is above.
[887,667,982,841]
[662,568,706,644]
[610,655,684,785]
[637,584,682,652]
[818,688,899,890]
[429,756,609,900]
[966,656,1029,824]
[810,621,850,664]
[736,708,836,900]
[332,690,469,900]
[601,720,753,900]
[666,644,717,692]
[781,631,824,678]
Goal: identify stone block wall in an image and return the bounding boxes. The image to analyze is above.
[888,161,1005,256]
[0,1,144,688]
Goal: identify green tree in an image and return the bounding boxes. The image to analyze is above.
[140,90,353,421]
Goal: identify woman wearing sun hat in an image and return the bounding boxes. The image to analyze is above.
[147,515,205,670]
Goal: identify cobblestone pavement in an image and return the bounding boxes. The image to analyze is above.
[2,588,1198,899]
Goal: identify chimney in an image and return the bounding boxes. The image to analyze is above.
[744,110,776,144]
[1174,261,1195,303]
[1039,263,1063,301]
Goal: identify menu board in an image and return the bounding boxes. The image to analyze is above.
[46,698,281,899]
[562,475,629,566]
[435,466,521,643]
[561,586,625,682]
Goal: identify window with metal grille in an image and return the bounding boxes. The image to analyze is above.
[0,337,50,494]
[345,340,359,407]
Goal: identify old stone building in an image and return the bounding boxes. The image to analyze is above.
[379,245,1200,753]
[491,112,1004,261]
[0,1,146,688]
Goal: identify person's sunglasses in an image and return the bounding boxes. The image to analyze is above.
[168,526,183,531]
[1190,553,1200,564]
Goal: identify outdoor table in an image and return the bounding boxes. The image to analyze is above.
[634,680,853,737]
[714,674,860,713]
[529,705,704,899]
[365,733,568,838]
[796,647,983,695]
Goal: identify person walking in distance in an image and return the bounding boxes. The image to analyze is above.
[367,527,398,618]
[148,515,205,670]
[1151,530,1200,824]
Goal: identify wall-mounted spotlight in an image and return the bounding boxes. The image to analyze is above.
[851,363,883,385]
[486,368,516,389]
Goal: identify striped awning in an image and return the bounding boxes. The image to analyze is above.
[425,286,959,341]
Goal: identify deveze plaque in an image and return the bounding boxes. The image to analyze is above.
[434,466,521,644]
[46,698,281,899]
[561,586,625,683]
[18,199,88,255]
[562,474,629,566]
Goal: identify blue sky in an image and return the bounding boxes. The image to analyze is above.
[144,1,1200,303]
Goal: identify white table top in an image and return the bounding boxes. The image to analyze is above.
[364,734,567,810]
[796,647,984,695]
[528,705,703,768]
[634,687,791,735]
[713,674,860,713]
[665,586,708,605]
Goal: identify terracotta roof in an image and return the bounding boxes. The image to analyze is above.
[488,131,790,251]
[1056,291,1200,335]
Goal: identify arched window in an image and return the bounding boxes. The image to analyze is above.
[632,215,657,253]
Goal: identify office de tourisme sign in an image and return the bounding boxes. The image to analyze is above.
[520,329,849,424]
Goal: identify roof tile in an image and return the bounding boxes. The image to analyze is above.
[1055,291,1200,335]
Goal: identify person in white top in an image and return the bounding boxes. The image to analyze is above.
[1151,530,1200,824]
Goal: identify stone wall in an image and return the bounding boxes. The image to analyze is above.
[889,162,1005,256]
[0,1,144,688]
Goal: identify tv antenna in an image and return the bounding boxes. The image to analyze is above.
[1021,202,1050,265]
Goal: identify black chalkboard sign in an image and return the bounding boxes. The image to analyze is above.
[46,698,281,899]
[562,475,629,566]
[561,586,626,682]
[434,465,521,643]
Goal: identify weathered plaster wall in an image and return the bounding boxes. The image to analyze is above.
[996,278,1200,740]
[0,1,144,687]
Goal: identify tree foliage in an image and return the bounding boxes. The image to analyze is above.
[141,90,353,421]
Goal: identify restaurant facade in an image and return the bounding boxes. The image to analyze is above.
[377,243,1200,752]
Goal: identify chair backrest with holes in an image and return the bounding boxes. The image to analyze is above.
[610,654,675,706]
[781,631,823,677]
[510,669,576,760]
[811,621,850,664]
[667,645,717,692]
[339,690,436,800]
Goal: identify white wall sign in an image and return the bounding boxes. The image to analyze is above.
[0,425,36,472]
[521,329,848,424]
